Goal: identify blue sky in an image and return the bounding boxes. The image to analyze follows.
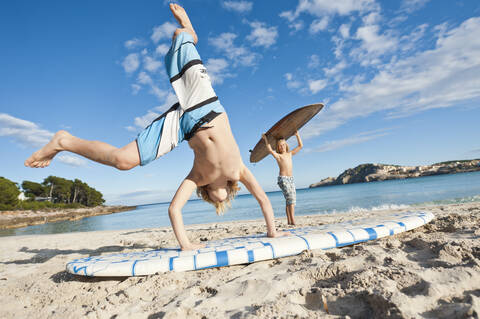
[1,0,479,205]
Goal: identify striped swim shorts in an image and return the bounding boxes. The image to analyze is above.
[136,32,225,166]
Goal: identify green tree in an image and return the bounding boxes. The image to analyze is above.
[42,176,73,203]
[71,179,83,203]
[0,177,20,209]
[21,181,46,199]
[85,187,105,207]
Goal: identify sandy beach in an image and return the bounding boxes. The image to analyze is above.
[0,202,479,318]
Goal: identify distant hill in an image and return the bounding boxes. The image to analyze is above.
[309,159,480,188]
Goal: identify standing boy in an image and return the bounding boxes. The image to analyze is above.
[262,131,303,225]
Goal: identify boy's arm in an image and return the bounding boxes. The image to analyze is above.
[291,131,303,155]
[168,176,205,251]
[262,133,279,159]
[240,165,288,238]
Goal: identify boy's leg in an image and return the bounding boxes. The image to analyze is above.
[169,3,198,44]
[25,130,140,170]
[285,205,291,224]
[287,204,296,225]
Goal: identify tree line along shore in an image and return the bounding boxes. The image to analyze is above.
[0,176,134,230]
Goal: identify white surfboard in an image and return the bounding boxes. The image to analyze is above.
[66,211,433,277]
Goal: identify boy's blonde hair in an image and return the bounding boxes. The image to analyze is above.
[196,181,240,215]
[276,138,290,153]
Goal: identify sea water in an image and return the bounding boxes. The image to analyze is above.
[1,171,479,237]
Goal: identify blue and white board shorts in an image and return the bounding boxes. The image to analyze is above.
[277,176,296,205]
[136,32,225,166]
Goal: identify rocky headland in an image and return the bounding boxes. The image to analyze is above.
[309,159,480,188]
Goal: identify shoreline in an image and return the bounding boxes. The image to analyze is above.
[0,205,136,230]
[0,202,479,318]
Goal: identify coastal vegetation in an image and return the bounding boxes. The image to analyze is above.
[310,159,480,188]
[0,176,104,211]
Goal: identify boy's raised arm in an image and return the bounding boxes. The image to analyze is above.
[168,176,205,250]
[262,133,279,158]
[291,131,303,155]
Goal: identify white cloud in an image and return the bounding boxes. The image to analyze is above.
[400,0,430,13]
[281,0,377,22]
[57,155,88,167]
[155,43,170,56]
[356,25,397,55]
[131,84,141,95]
[309,17,329,34]
[279,11,305,32]
[400,23,428,52]
[246,21,278,48]
[205,58,233,85]
[122,53,140,73]
[351,25,398,64]
[308,54,320,68]
[143,56,162,72]
[136,71,167,100]
[303,17,480,138]
[151,22,177,44]
[308,129,390,152]
[129,92,179,131]
[222,1,253,13]
[284,73,302,89]
[362,11,381,25]
[339,23,350,38]
[290,21,305,33]
[154,92,178,113]
[308,79,327,94]
[124,38,145,49]
[0,114,89,167]
[0,113,53,147]
[209,32,259,66]
[331,35,346,59]
[133,110,160,130]
[323,60,347,76]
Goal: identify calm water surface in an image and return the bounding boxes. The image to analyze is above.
[1,171,479,237]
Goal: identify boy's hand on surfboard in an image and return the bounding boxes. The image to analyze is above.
[181,242,206,251]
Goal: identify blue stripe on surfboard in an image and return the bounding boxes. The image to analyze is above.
[247,250,254,263]
[169,256,178,271]
[328,232,339,246]
[132,260,138,276]
[264,242,276,258]
[215,251,228,267]
[298,236,310,250]
[364,228,378,240]
[347,230,356,242]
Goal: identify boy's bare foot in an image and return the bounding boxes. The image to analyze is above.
[24,130,70,168]
[169,3,198,44]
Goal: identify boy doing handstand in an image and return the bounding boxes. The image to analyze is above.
[262,131,303,225]
[25,4,287,250]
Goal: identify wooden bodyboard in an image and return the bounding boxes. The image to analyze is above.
[249,103,324,163]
